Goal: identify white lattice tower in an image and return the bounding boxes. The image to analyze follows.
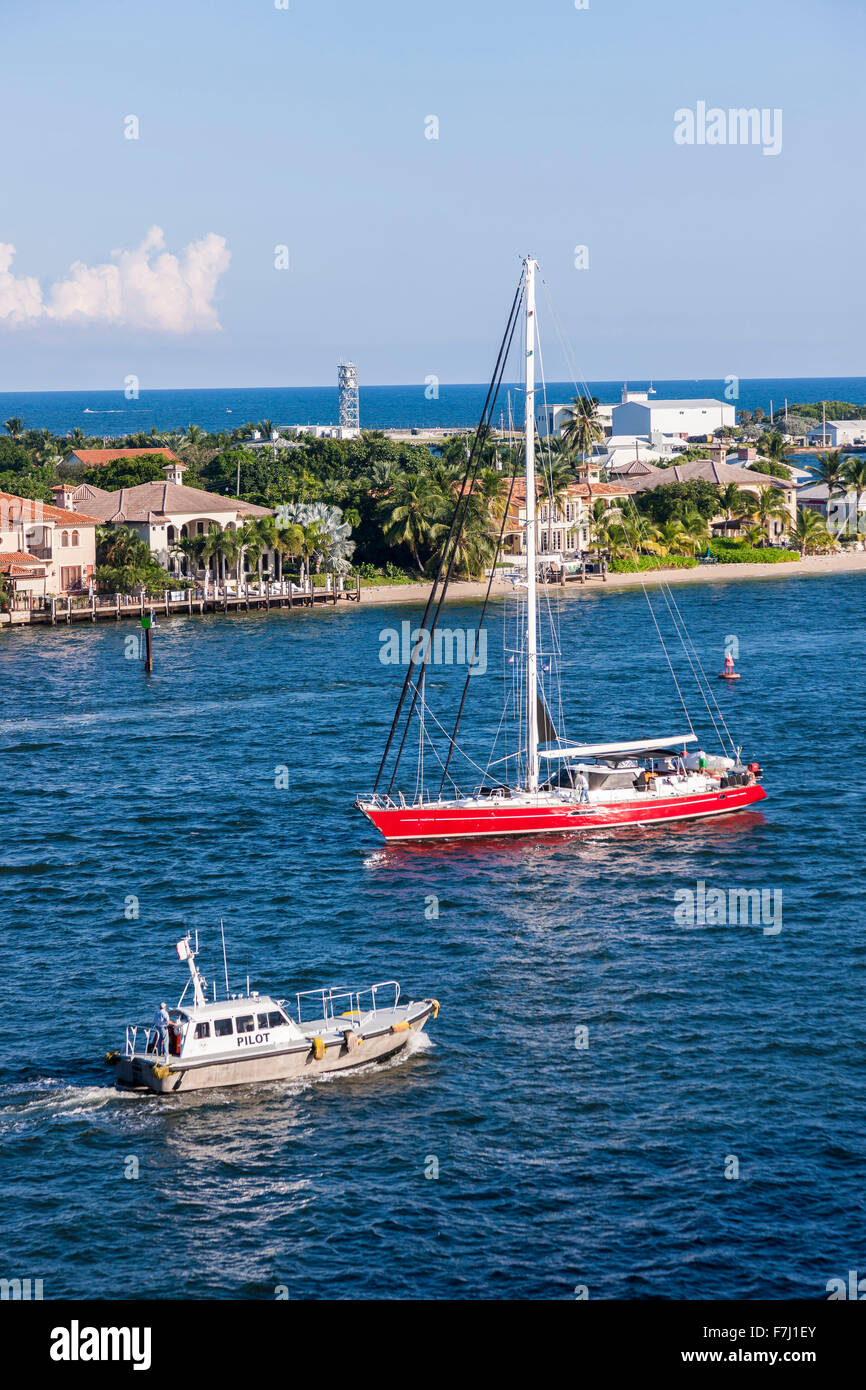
[338,361,359,430]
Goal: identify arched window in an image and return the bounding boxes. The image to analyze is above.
[71,531,79,547]
[61,530,69,546]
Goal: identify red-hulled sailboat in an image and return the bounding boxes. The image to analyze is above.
[356,256,766,842]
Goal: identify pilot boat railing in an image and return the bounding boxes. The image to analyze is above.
[125,1023,160,1058]
[124,1019,185,1059]
[289,980,400,1027]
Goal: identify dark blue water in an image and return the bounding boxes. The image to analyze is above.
[1,572,864,1300]
[2,377,864,437]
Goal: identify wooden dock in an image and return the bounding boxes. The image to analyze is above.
[2,578,361,627]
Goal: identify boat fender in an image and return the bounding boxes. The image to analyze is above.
[311,1036,325,1060]
[431,999,440,1019]
[152,1063,171,1080]
[104,1050,120,1065]
[391,1020,411,1034]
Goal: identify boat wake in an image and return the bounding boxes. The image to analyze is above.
[0,1077,135,1131]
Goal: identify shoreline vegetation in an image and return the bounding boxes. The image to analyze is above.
[358,550,866,605]
[2,402,864,614]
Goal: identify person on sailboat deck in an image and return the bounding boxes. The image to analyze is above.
[576,770,590,803]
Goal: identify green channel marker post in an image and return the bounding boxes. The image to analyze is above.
[141,611,153,672]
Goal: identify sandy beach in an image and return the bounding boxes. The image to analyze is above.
[358,551,866,606]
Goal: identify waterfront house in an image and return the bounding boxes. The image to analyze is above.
[624,451,798,539]
[56,462,273,579]
[0,490,100,602]
[504,479,633,561]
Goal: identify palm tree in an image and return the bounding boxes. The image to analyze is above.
[233,517,259,583]
[429,492,497,578]
[220,527,244,584]
[560,396,604,473]
[256,516,280,583]
[369,458,400,488]
[169,533,205,578]
[805,449,847,497]
[636,520,666,556]
[588,497,611,563]
[199,523,227,584]
[719,482,749,523]
[281,502,355,574]
[476,466,509,520]
[760,431,793,475]
[683,516,710,556]
[3,417,24,438]
[745,485,790,542]
[272,520,304,582]
[660,517,692,556]
[792,507,832,555]
[377,474,447,573]
[297,523,326,585]
[174,423,206,466]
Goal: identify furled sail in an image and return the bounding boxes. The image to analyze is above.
[536,691,557,746]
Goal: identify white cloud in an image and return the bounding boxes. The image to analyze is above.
[0,227,230,332]
[0,243,44,323]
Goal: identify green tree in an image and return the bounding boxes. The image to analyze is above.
[560,396,604,470]
[81,454,173,491]
[747,485,790,533]
[378,474,447,573]
[755,431,793,475]
[719,483,750,520]
[94,526,175,594]
[804,450,847,497]
[792,507,831,555]
[3,417,24,438]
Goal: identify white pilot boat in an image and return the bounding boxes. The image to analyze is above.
[107,933,439,1095]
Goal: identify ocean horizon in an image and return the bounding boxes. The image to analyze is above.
[2,376,866,437]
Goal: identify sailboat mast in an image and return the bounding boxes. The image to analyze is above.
[524,255,540,793]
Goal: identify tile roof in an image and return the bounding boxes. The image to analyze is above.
[65,448,183,465]
[508,479,633,505]
[0,490,102,526]
[625,459,793,492]
[0,549,48,574]
[76,480,272,523]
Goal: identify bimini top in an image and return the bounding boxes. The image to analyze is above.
[538,734,697,761]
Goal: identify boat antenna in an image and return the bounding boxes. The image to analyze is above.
[220,918,230,998]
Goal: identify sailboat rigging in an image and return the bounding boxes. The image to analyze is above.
[356,256,766,842]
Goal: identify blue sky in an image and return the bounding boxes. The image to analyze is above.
[0,0,863,389]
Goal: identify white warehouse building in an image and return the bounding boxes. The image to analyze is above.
[806,419,866,447]
[611,389,735,439]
